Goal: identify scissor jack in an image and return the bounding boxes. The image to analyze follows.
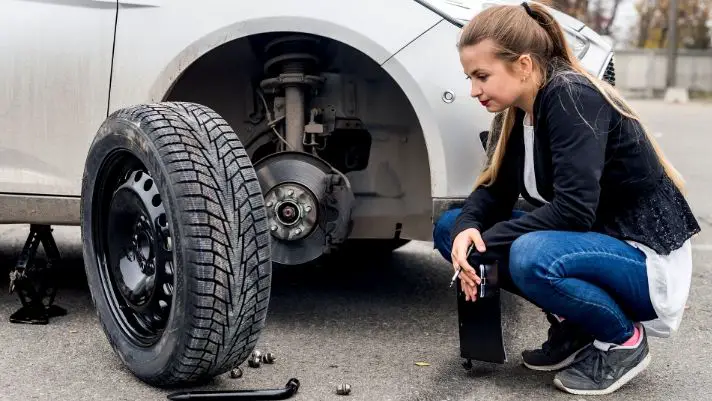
[8,224,66,324]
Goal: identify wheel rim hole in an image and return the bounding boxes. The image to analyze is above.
[158,213,167,227]
[143,179,153,191]
[152,194,161,207]
[134,171,143,182]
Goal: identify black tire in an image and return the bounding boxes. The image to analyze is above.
[80,102,271,387]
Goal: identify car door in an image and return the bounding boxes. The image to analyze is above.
[0,0,117,197]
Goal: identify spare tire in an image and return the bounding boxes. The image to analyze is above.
[80,102,271,387]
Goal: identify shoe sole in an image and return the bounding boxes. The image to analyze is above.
[552,353,651,396]
[522,345,590,372]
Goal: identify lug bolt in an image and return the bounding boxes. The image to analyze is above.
[304,205,311,212]
[294,228,302,235]
[271,225,277,231]
[336,383,351,395]
[229,367,243,379]
[287,189,294,197]
[266,201,273,207]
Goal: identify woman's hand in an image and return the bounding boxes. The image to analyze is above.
[451,228,486,302]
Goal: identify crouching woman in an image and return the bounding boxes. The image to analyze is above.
[433,1,701,396]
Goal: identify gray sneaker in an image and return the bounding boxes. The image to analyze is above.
[553,324,651,396]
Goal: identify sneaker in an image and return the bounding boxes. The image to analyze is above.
[522,313,594,371]
[553,323,651,396]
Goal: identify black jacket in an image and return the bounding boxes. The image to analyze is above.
[452,70,700,260]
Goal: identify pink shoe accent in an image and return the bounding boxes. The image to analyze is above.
[621,325,641,347]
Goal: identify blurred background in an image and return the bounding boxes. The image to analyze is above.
[552,0,712,98]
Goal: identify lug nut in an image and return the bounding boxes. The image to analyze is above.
[266,201,273,207]
[248,356,261,368]
[229,367,243,378]
[287,189,294,197]
[270,225,277,231]
[262,352,276,364]
[294,228,302,235]
[304,205,311,212]
[336,383,351,395]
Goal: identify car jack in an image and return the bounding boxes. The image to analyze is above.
[8,224,66,324]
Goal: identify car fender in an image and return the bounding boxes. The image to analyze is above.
[109,0,441,112]
[382,19,490,200]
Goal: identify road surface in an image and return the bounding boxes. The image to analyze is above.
[0,100,710,401]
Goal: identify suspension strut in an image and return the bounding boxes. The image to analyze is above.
[260,35,325,152]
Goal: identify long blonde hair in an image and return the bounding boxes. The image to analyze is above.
[460,1,685,192]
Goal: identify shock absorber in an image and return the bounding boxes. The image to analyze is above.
[260,35,325,152]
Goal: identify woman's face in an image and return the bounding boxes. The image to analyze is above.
[459,39,531,113]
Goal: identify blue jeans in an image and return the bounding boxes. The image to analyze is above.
[433,208,658,344]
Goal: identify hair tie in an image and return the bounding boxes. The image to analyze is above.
[521,2,535,18]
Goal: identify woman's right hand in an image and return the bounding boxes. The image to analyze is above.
[451,228,486,302]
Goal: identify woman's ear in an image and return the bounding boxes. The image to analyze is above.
[516,54,533,81]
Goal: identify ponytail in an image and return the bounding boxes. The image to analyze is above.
[521,2,571,62]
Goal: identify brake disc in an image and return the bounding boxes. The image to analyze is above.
[254,151,353,265]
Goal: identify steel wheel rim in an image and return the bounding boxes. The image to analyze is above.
[93,151,175,347]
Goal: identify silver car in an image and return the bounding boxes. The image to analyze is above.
[2,0,614,387]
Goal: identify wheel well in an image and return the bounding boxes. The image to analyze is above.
[163,32,433,241]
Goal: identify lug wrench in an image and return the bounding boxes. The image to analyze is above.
[166,378,300,401]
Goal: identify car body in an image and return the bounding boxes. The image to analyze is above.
[2,0,614,265]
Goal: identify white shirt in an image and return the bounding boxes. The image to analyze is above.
[521,115,691,337]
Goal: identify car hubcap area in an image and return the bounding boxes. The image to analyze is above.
[95,158,174,347]
[266,183,318,242]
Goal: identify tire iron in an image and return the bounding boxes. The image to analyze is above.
[166,378,299,400]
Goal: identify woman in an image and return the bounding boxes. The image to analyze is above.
[433,1,701,396]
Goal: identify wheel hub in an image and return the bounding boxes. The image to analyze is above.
[266,183,317,241]
[132,221,155,276]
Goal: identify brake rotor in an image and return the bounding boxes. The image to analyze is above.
[254,151,353,265]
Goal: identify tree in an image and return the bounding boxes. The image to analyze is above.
[550,0,625,36]
[633,0,712,49]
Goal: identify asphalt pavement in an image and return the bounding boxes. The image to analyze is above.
[0,100,710,401]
